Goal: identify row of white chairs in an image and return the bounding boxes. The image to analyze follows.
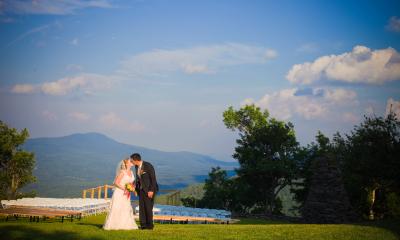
[134,204,231,220]
[1,198,232,220]
[155,204,231,216]
[1,198,111,216]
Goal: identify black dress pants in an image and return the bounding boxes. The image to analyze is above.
[139,189,154,228]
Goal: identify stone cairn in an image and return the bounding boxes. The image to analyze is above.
[302,155,356,223]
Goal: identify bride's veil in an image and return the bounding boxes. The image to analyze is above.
[114,159,127,184]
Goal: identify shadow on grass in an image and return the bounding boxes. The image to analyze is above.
[237,217,292,225]
[76,222,104,229]
[0,225,105,240]
[238,216,400,238]
[352,219,400,238]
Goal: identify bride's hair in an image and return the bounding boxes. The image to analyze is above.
[122,158,130,169]
[115,158,131,178]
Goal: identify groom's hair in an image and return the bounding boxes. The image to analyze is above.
[130,153,141,161]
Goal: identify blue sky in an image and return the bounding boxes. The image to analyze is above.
[1,0,400,161]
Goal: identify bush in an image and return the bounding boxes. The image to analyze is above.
[386,192,400,219]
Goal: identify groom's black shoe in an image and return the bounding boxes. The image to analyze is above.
[146,225,154,230]
[140,225,153,230]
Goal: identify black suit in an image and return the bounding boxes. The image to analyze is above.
[135,161,158,229]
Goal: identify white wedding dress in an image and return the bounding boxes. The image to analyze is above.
[103,170,138,230]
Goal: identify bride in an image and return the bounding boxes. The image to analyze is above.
[103,158,138,230]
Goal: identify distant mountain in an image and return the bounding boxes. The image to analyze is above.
[22,133,238,197]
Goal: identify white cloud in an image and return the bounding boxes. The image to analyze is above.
[118,43,278,77]
[243,88,324,120]
[243,88,358,120]
[1,0,113,15]
[10,73,113,96]
[386,16,400,33]
[386,98,400,118]
[13,43,277,96]
[99,112,145,133]
[69,112,90,121]
[40,73,113,96]
[265,49,278,58]
[287,46,400,85]
[11,43,277,96]
[11,84,36,94]
[323,88,358,104]
[182,64,210,74]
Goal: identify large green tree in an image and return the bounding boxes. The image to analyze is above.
[293,112,400,220]
[198,167,234,210]
[223,105,299,214]
[0,121,36,200]
[341,112,400,219]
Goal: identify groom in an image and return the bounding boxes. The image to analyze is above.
[130,153,159,230]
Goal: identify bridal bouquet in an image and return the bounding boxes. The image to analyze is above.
[124,183,135,198]
[125,183,134,192]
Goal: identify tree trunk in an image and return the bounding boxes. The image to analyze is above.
[264,189,274,215]
[264,194,268,215]
[9,174,18,200]
[368,187,377,220]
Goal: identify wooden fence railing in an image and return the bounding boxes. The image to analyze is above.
[82,185,181,205]
[82,185,114,199]
[165,190,181,205]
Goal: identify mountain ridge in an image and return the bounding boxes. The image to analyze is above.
[23,132,237,197]
[30,132,235,163]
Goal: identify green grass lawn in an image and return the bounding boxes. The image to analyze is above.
[0,214,398,240]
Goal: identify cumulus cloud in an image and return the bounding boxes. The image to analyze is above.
[286,46,400,85]
[99,112,145,133]
[118,43,278,77]
[323,88,358,104]
[11,84,36,94]
[40,73,113,96]
[386,98,400,117]
[386,16,400,33]
[0,0,113,15]
[69,112,90,121]
[254,88,327,120]
[242,88,358,120]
